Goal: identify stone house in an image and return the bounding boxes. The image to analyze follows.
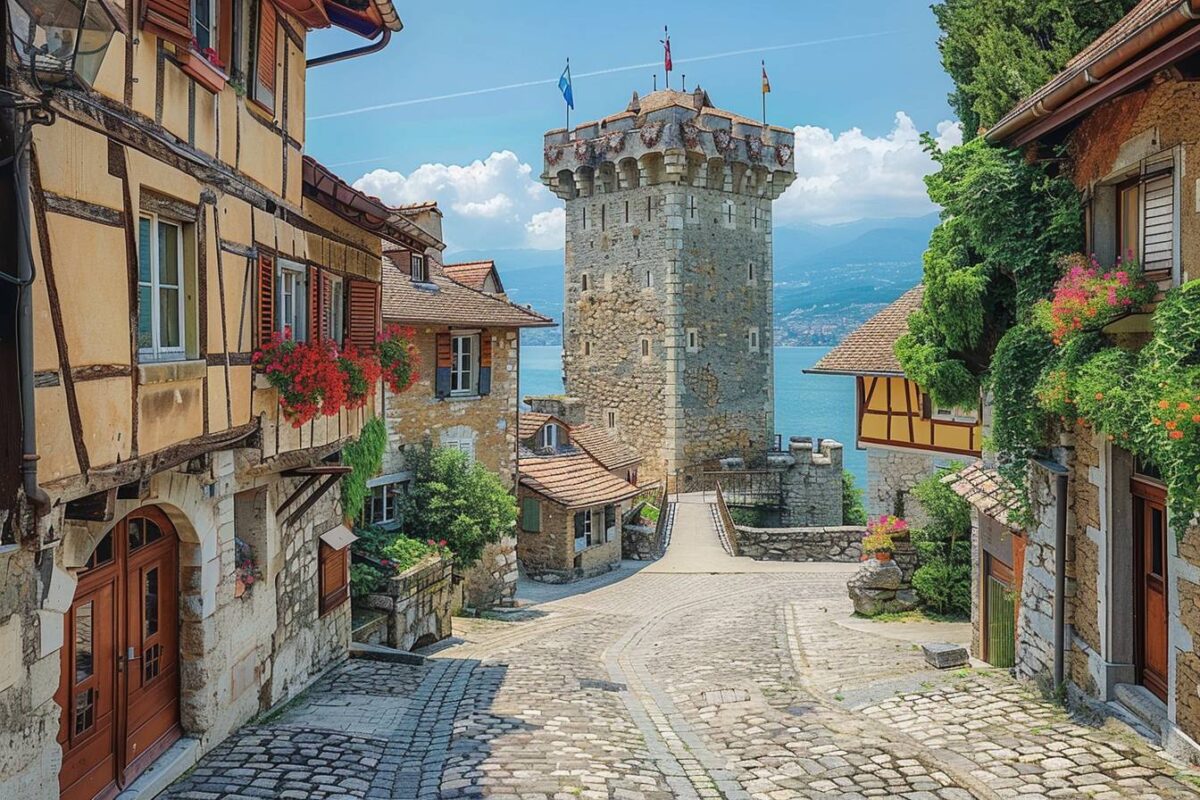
[541,88,796,487]
[517,412,642,582]
[0,0,419,796]
[974,0,1200,762]
[374,218,553,606]
[807,286,983,526]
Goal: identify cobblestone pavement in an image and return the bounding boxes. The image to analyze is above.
[165,500,1200,799]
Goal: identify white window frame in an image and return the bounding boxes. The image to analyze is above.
[450,332,479,397]
[537,423,560,450]
[411,253,427,283]
[932,405,978,424]
[583,510,594,547]
[191,0,217,54]
[365,481,406,528]
[138,213,189,361]
[277,259,307,341]
[326,274,344,344]
[747,326,760,353]
[686,328,700,353]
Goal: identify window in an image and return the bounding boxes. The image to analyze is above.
[752,206,763,230]
[623,200,630,224]
[325,275,344,343]
[248,0,275,110]
[276,260,307,340]
[721,199,736,228]
[581,207,588,230]
[932,405,978,424]
[522,498,541,532]
[138,214,188,360]
[644,270,653,289]
[583,340,592,356]
[581,273,589,291]
[606,410,617,429]
[600,204,606,231]
[686,194,698,222]
[646,196,652,222]
[686,328,700,352]
[640,337,650,359]
[1112,161,1176,283]
[604,505,616,543]
[441,426,476,463]
[1117,178,1139,265]
[747,262,756,285]
[191,0,216,53]
[411,254,427,282]
[364,482,405,528]
[451,333,479,396]
[574,510,594,550]
[747,327,760,353]
[318,541,349,615]
[626,468,638,486]
[537,423,560,450]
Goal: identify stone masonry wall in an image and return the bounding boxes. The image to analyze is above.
[1016,458,1065,690]
[517,493,573,575]
[460,536,518,610]
[779,438,844,527]
[865,447,938,529]
[735,526,864,562]
[360,556,453,651]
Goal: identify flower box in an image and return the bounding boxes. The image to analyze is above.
[179,49,227,94]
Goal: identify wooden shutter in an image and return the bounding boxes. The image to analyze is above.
[1141,170,1174,280]
[142,0,192,46]
[319,272,333,344]
[434,332,451,398]
[478,333,492,396]
[256,0,278,105]
[920,391,932,420]
[345,279,380,352]
[256,254,275,347]
[318,543,349,615]
[308,266,321,342]
[218,0,234,68]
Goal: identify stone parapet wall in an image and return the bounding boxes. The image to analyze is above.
[735,525,864,562]
[622,523,659,560]
[718,437,844,527]
[459,536,518,610]
[359,556,453,651]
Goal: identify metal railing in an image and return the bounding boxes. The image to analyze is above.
[699,469,783,508]
[714,482,740,557]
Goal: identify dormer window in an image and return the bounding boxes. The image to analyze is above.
[411,254,427,283]
[538,423,561,450]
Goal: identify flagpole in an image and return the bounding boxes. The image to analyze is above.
[664,26,669,89]
[762,60,767,127]
[566,58,571,132]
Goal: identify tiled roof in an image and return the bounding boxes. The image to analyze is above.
[570,424,642,471]
[518,412,555,440]
[443,260,499,292]
[807,285,924,376]
[380,254,554,328]
[519,453,642,509]
[989,0,1188,142]
[943,463,1024,532]
[394,200,441,213]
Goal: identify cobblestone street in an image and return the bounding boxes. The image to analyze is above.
[164,499,1200,799]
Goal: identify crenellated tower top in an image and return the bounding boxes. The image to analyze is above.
[541,87,796,202]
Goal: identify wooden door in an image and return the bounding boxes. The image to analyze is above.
[1133,479,1169,701]
[58,508,181,800]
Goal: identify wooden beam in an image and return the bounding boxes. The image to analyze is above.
[64,487,118,522]
[284,473,342,528]
[275,474,319,518]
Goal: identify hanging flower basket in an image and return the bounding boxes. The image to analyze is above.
[377,324,420,394]
[338,342,383,410]
[252,331,347,426]
[1032,253,1156,346]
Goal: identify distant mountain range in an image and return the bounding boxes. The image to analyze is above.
[446,212,939,347]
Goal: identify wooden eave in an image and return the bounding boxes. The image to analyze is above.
[302,157,438,252]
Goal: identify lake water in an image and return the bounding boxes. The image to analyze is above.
[519,345,865,486]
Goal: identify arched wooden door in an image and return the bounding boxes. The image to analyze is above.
[58,507,181,800]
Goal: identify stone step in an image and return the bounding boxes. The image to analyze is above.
[1112,683,1168,738]
[349,641,425,666]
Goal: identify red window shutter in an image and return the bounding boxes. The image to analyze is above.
[141,0,192,46]
[256,254,275,347]
[346,279,380,352]
[480,333,492,369]
[319,272,332,344]
[257,0,278,98]
[218,0,234,67]
[309,265,321,342]
[436,333,452,369]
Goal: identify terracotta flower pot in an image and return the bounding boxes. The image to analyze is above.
[874,552,892,562]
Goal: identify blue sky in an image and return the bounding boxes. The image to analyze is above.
[304,1,959,252]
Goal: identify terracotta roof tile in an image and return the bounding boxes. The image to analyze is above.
[518,412,554,440]
[943,462,1024,531]
[570,424,642,471]
[519,453,641,508]
[807,285,924,376]
[381,254,554,328]
[443,260,499,292]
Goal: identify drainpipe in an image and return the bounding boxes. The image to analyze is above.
[306,28,391,69]
[11,113,51,518]
[1034,457,1069,693]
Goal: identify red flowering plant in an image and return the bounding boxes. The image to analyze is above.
[337,342,383,410]
[1032,253,1156,346]
[252,329,347,426]
[377,324,420,394]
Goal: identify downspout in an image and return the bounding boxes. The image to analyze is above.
[1034,457,1069,693]
[306,28,391,69]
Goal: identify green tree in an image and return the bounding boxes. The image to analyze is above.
[841,470,867,526]
[402,447,517,566]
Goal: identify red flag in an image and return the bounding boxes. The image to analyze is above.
[663,28,672,73]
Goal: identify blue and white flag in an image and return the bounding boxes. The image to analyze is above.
[558,62,574,110]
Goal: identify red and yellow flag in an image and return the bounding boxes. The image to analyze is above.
[762,62,771,94]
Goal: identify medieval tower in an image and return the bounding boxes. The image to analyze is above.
[541,88,796,483]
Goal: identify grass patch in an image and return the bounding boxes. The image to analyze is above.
[858,609,968,624]
[1176,772,1200,789]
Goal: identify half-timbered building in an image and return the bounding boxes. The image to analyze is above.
[0,0,423,796]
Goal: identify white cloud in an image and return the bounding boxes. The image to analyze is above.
[353,150,560,251]
[776,112,962,225]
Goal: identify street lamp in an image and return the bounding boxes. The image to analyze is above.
[6,0,119,90]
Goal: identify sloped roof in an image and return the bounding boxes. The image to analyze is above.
[944,463,1024,532]
[519,453,642,509]
[380,254,554,328]
[519,412,561,440]
[443,260,501,293]
[570,424,642,471]
[806,285,924,376]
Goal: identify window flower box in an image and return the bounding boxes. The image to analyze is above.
[179,48,227,94]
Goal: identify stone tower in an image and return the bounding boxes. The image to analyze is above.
[541,88,795,484]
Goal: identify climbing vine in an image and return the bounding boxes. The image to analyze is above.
[340,416,389,525]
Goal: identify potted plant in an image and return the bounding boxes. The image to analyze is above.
[234,537,262,597]
[861,531,895,562]
[338,342,382,410]
[869,513,910,541]
[253,330,347,426]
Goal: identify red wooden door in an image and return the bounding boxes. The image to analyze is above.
[1133,479,1169,701]
[58,508,181,800]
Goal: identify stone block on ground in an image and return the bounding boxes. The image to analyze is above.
[922,642,969,669]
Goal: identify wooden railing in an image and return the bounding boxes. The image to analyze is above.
[714,482,740,557]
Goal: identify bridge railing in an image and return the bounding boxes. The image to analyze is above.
[713,482,740,557]
[700,469,782,508]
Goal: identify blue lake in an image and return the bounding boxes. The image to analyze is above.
[519,345,865,486]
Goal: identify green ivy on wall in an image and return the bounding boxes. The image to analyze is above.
[340,416,389,525]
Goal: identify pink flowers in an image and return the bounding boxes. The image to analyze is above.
[1033,254,1155,345]
[868,514,908,537]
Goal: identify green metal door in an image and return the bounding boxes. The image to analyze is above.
[986,574,1016,668]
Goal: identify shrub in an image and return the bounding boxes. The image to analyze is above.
[639,504,660,524]
[842,470,867,525]
[402,447,517,566]
[729,506,770,528]
[349,563,386,598]
[381,535,438,572]
[909,466,972,617]
[912,560,972,616]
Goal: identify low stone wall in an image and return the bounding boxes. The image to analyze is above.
[623,523,658,560]
[357,556,453,651]
[459,536,518,610]
[735,525,865,562]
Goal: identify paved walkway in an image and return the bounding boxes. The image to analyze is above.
[164,500,1200,800]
